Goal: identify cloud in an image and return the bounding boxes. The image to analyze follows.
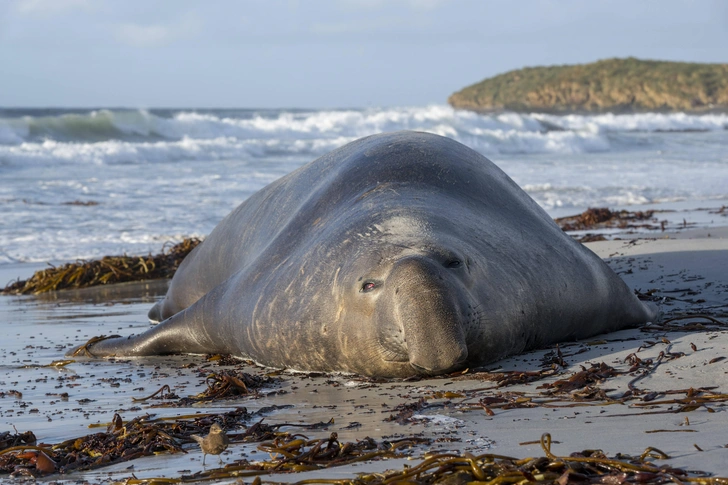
[115,23,171,47]
[339,0,450,11]
[405,0,450,10]
[15,0,92,15]
[113,11,201,47]
[310,0,449,37]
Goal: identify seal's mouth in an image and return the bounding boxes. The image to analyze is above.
[380,332,469,375]
[408,349,469,376]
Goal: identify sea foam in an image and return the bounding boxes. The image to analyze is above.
[1,106,726,265]
[2,107,727,169]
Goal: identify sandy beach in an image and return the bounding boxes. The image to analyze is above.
[0,220,726,483]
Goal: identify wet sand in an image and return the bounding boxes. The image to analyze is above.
[1,225,727,482]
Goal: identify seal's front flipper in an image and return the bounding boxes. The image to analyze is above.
[643,300,659,321]
[66,290,228,358]
[148,299,165,323]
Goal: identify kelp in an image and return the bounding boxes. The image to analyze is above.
[62,432,728,484]
[1,238,201,295]
[642,314,728,333]
[4,345,728,481]
[119,432,427,484]
[0,408,262,477]
[448,350,728,416]
[194,370,277,401]
[0,409,425,481]
[383,397,429,424]
[333,433,727,485]
[10,416,724,484]
[0,408,250,477]
[0,430,37,451]
[555,207,657,232]
[68,334,122,358]
[132,370,281,407]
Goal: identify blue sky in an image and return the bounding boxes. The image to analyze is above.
[1,0,726,108]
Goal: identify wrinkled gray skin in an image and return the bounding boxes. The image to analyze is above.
[69,131,657,377]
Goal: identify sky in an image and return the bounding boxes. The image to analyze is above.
[1,0,726,108]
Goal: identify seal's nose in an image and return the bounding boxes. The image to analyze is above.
[387,255,469,375]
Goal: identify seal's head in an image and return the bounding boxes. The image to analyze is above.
[337,217,477,377]
[376,254,470,374]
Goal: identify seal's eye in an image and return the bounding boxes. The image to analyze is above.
[361,281,378,293]
[446,260,462,269]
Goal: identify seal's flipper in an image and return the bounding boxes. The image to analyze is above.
[147,299,164,323]
[67,287,230,358]
[638,300,660,324]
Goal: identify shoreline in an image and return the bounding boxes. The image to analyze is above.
[3,199,726,289]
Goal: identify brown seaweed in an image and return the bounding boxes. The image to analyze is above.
[555,207,657,232]
[1,238,201,295]
[118,432,727,484]
[0,408,250,477]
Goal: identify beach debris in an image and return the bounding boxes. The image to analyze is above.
[555,207,657,232]
[18,359,75,369]
[452,365,561,387]
[257,432,424,471]
[197,370,276,400]
[132,369,280,407]
[3,320,728,481]
[62,200,99,206]
[554,207,667,241]
[538,362,618,394]
[0,408,249,478]
[0,390,23,399]
[93,432,727,484]
[0,430,37,451]
[131,384,179,402]
[1,237,202,295]
[384,397,430,424]
[445,341,728,417]
[191,423,229,465]
[68,334,122,358]
[642,314,727,332]
[0,409,425,480]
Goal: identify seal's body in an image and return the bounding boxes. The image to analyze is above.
[70,132,656,377]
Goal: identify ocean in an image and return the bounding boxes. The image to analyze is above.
[1,105,727,267]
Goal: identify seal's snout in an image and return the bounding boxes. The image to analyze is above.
[387,255,469,375]
[409,345,468,375]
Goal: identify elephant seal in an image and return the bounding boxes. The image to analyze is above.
[69,131,656,377]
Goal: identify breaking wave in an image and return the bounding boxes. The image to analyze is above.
[1,105,727,265]
[2,106,727,167]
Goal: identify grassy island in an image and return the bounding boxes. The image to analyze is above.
[448,57,728,113]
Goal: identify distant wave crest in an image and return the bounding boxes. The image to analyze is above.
[1,106,727,167]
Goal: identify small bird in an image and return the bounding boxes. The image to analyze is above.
[191,423,230,465]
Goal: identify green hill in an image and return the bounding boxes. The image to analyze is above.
[448,58,728,113]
